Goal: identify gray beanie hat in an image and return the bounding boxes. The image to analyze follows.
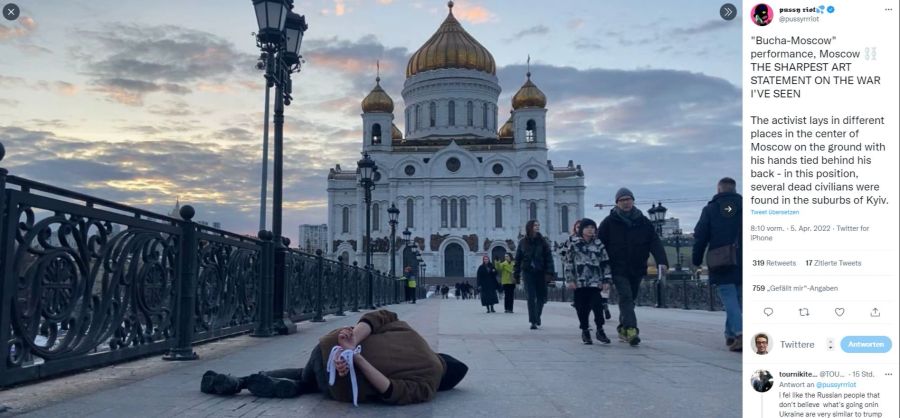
[615,187,634,202]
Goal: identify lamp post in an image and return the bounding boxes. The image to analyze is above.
[252,0,290,232]
[388,203,400,279]
[672,227,683,272]
[252,0,307,334]
[402,227,411,271]
[357,152,377,309]
[416,252,423,282]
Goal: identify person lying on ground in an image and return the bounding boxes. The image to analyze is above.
[200,310,468,405]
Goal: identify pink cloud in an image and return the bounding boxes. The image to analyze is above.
[452,4,493,24]
[0,16,37,40]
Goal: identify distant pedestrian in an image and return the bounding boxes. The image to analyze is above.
[495,253,516,313]
[598,188,668,346]
[564,218,611,345]
[404,266,417,304]
[454,283,461,300]
[692,177,743,352]
[441,285,450,299]
[514,220,555,330]
[476,256,500,313]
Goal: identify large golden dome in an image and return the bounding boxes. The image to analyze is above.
[406,1,496,78]
[361,77,394,113]
[511,72,546,110]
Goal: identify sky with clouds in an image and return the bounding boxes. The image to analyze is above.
[0,0,742,239]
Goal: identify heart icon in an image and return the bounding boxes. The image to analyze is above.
[835,308,845,317]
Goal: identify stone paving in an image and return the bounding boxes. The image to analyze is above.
[1,296,741,417]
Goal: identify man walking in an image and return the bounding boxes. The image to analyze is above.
[693,177,743,352]
[598,188,668,346]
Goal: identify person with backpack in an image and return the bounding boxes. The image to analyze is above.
[692,177,743,352]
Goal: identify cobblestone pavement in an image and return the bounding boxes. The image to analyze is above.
[1,297,741,417]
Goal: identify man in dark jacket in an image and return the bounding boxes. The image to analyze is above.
[200,310,468,405]
[692,177,743,352]
[598,187,668,346]
[514,220,555,330]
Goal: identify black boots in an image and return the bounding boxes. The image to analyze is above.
[596,328,611,344]
[246,373,300,398]
[582,329,593,345]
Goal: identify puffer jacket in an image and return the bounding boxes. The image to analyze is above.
[566,237,610,288]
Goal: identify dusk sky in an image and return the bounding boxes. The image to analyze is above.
[0,0,742,238]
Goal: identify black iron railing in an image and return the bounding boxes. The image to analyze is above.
[513,276,724,311]
[0,145,404,387]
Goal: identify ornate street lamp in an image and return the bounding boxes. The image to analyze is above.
[648,202,667,237]
[357,152,377,309]
[253,0,290,232]
[388,203,400,279]
[252,0,306,334]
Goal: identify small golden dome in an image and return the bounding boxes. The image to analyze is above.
[406,1,496,78]
[511,72,546,110]
[361,77,394,113]
[498,115,513,138]
[392,123,403,140]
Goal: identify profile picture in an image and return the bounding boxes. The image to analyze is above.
[751,4,773,26]
[754,333,770,355]
[751,370,774,393]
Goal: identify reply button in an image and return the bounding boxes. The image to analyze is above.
[841,336,892,353]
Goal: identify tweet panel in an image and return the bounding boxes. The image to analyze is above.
[744,2,899,417]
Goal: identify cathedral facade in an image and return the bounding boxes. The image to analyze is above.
[326,2,584,278]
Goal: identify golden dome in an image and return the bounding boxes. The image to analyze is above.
[361,77,394,113]
[406,1,496,78]
[392,123,403,140]
[498,115,513,138]
[511,72,546,110]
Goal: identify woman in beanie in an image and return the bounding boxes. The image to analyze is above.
[514,220,555,330]
[565,218,612,344]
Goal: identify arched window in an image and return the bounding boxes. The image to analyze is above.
[448,100,455,126]
[494,197,503,228]
[525,119,536,143]
[529,202,538,221]
[460,198,467,228]
[561,205,569,233]
[373,203,380,231]
[466,101,473,126]
[450,199,458,228]
[482,103,488,128]
[429,102,436,127]
[406,198,414,228]
[415,105,420,130]
[441,199,448,228]
[371,123,382,145]
[342,207,350,233]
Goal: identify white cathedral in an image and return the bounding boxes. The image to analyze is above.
[327,2,585,278]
